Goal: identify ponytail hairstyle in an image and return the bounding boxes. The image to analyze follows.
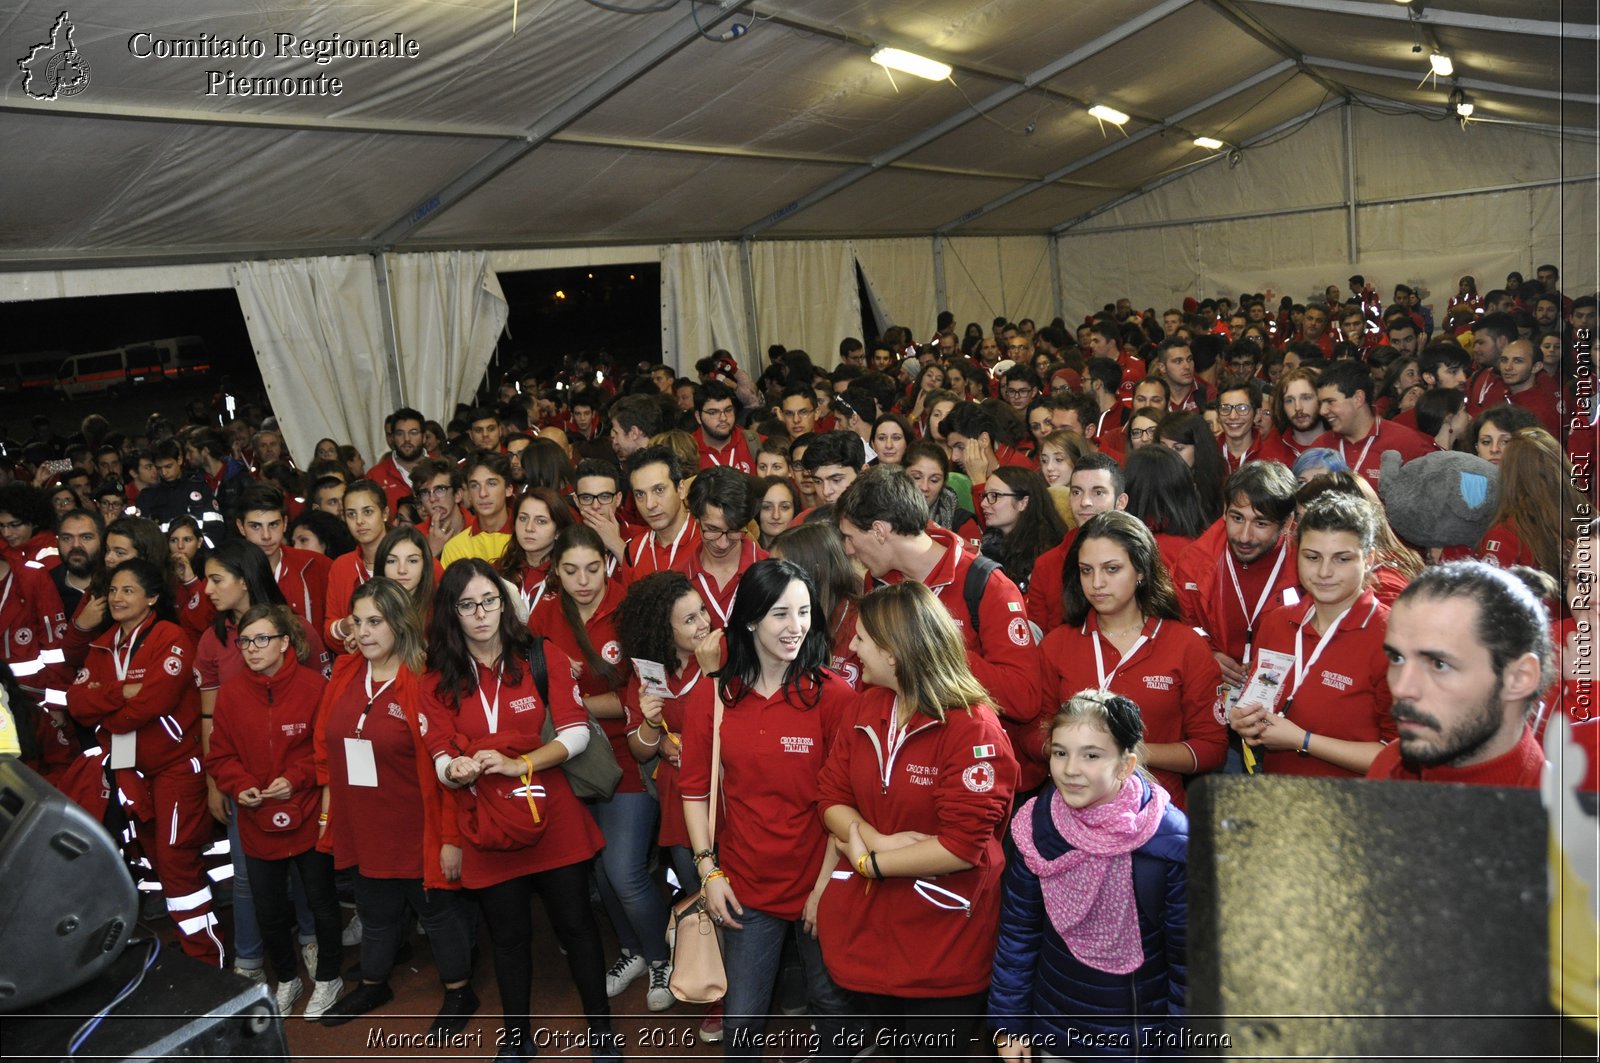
[550,525,624,690]
[1043,688,1148,778]
[237,602,311,662]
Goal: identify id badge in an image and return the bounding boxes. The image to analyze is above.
[344,737,379,787]
[109,731,137,769]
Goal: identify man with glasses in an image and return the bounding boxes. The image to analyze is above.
[1003,333,1033,367]
[692,380,755,474]
[410,459,469,561]
[777,384,818,444]
[572,458,632,574]
[685,467,763,631]
[999,366,1038,414]
[1215,378,1289,473]
[624,446,699,578]
[368,408,429,517]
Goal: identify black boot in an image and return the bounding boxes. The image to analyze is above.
[318,981,394,1027]
[428,984,479,1038]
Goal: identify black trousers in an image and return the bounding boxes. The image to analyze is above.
[471,860,610,1038]
[353,873,473,984]
[244,848,343,983]
[853,990,988,1063]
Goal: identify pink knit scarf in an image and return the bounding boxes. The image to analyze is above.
[1010,775,1170,974]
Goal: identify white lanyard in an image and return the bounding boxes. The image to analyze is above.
[1338,421,1381,473]
[355,666,396,737]
[673,665,703,699]
[478,664,504,734]
[880,700,915,792]
[1474,371,1498,408]
[112,615,153,681]
[643,518,691,571]
[1283,605,1353,713]
[1225,545,1287,661]
[522,570,548,615]
[695,540,749,627]
[0,570,14,622]
[1092,620,1158,691]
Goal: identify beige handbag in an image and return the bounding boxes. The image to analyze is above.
[665,690,726,1005]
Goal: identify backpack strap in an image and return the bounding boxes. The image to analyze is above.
[962,554,1002,637]
[527,635,549,705]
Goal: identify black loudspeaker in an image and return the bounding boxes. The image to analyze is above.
[1,944,288,1062]
[1187,776,1562,1058]
[0,758,136,1011]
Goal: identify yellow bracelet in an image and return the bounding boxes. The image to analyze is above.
[702,868,728,887]
[855,852,871,878]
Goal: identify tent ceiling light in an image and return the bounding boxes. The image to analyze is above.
[1429,52,1454,77]
[1456,96,1474,117]
[870,47,951,81]
[1088,104,1130,124]
[1193,136,1225,150]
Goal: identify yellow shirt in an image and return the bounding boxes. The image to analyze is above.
[441,528,512,569]
[0,685,20,757]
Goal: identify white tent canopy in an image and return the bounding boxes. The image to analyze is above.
[2,0,1595,450]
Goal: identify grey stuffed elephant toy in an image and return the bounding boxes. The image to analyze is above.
[1377,449,1499,548]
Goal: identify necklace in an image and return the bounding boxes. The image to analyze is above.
[1099,620,1145,638]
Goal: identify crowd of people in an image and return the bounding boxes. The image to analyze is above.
[0,264,1594,1059]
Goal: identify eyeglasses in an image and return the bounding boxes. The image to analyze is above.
[700,524,745,542]
[1217,403,1255,415]
[1003,386,1035,398]
[417,484,455,500]
[980,491,1020,504]
[0,520,25,532]
[574,490,618,506]
[454,595,503,616]
[236,633,288,649]
[1129,427,1158,441]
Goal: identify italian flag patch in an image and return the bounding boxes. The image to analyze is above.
[972,744,997,759]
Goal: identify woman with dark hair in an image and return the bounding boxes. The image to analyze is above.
[870,413,913,466]
[1468,403,1541,465]
[680,559,856,1053]
[68,559,221,963]
[324,480,389,652]
[1122,444,1209,571]
[902,441,980,543]
[1157,411,1228,524]
[1375,355,1422,418]
[289,510,357,559]
[207,604,343,1018]
[919,388,960,443]
[1413,387,1471,451]
[978,466,1068,594]
[756,476,801,550]
[769,522,863,688]
[316,578,477,1034]
[61,515,171,672]
[168,515,216,639]
[336,444,366,479]
[817,580,1016,1052]
[313,438,340,465]
[496,487,574,616]
[1447,427,1584,580]
[1037,512,1226,811]
[373,525,438,620]
[908,366,948,425]
[519,437,574,492]
[423,559,616,1060]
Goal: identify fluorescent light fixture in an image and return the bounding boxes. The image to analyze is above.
[1088,104,1129,125]
[1456,96,1474,117]
[1429,52,1453,77]
[1193,136,1225,150]
[870,47,951,81]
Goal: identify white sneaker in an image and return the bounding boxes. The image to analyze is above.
[645,961,675,1012]
[233,966,266,984]
[301,942,318,977]
[341,913,363,947]
[604,952,645,998]
[274,976,304,1016]
[304,977,344,1021]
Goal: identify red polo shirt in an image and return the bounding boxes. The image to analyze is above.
[679,671,854,918]
[1173,524,1302,663]
[1037,615,1226,811]
[684,538,767,631]
[1307,417,1436,491]
[1245,591,1396,778]
[626,517,702,581]
[1367,723,1544,787]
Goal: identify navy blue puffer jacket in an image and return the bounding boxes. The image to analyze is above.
[987,776,1187,1058]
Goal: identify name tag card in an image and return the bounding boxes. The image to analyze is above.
[109,731,137,769]
[344,738,378,787]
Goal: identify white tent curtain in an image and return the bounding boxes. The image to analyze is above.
[853,238,938,335]
[940,236,1055,329]
[386,251,509,421]
[750,240,860,369]
[232,256,391,468]
[659,241,750,374]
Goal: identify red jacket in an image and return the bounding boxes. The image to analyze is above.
[322,550,372,652]
[1172,521,1302,664]
[313,654,460,890]
[68,617,200,774]
[879,524,1044,789]
[1025,530,1079,637]
[816,687,1016,996]
[0,552,68,701]
[367,453,417,515]
[206,651,329,859]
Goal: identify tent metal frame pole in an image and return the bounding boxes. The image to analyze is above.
[1048,237,1064,323]
[932,237,948,318]
[1306,57,1600,107]
[1054,172,1598,237]
[741,0,1196,238]
[738,238,760,369]
[1246,0,1596,41]
[371,251,406,411]
[1343,101,1358,265]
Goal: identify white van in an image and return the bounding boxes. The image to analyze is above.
[55,336,210,398]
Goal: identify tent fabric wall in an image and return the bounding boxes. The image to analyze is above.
[232,256,392,468]
[750,240,859,369]
[1059,105,1596,316]
[941,236,1055,328]
[386,250,509,422]
[659,241,750,374]
[853,238,938,335]
[0,263,232,302]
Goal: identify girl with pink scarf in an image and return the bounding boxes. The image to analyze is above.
[989,690,1188,1059]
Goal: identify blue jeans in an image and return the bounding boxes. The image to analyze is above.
[228,804,315,968]
[721,906,856,1061]
[590,792,670,964]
